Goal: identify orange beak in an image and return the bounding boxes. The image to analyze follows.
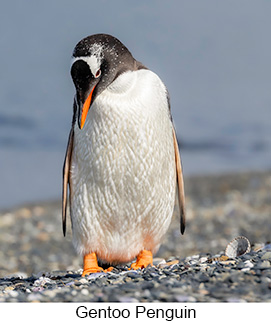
[80,85,96,129]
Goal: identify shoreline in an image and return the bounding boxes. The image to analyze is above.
[1,168,269,213]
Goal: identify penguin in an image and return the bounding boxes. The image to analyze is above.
[62,34,185,276]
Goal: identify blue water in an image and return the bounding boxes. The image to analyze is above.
[0,0,271,209]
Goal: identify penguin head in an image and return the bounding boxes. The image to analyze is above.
[71,34,135,129]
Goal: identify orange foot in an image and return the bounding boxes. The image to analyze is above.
[130,250,153,270]
[82,252,113,276]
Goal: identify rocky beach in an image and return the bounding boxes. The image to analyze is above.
[0,171,270,302]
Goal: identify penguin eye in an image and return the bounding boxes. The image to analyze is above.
[95,69,101,78]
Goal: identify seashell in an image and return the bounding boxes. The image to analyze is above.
[263,243,271,251]
[158,259,179,268]
[225,236,251,258]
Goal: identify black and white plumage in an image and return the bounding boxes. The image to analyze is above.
[62,34,185,271]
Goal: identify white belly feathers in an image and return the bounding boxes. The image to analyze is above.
[70,69,176,263]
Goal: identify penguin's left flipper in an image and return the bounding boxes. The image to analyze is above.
[172,127,186,235]
[62,127,74,237]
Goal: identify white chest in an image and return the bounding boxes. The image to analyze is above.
[69,69,176,261]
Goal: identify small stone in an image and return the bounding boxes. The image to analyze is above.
[0,213,15,227]
[141,289,152,298]
[244,260,254,268]
[199,289,209,295]
[199,257,208,263]
[32,287,44,292]
[227,297,246,303]
[220,260,236,265]
[117,296,138,302]
[219,255,229,261]
[200,264,209,272]
[199,282,205,289]
[37,232,49,241]
[126,271,140,279]
[44,290,57,298]
[253,243,264,251]
[8,290,19,298]
[241,254,253,260]
[261,252,271,260]
[27,293,42,302]
[33,206,45,217]
[81,289,89,296]
[79,278,88,284]
[66,281,75,286]
[189,260,198,265]
[162,259,179,267]
[174,295,196,302]
[236,261,245,269]
[263,244,271,251]
[10,272,28,279]
[241,267,251,272]
[86,272,105,280]
[141,281,154,290]
[259,260,271,268]
[153,258,166,266]
[16,208,32,219]
[260,277,271,284]
[198,274,209,283]
[71,290,77,296]
[34,277,53,287]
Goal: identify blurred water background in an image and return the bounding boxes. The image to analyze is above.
[0,0,270,209]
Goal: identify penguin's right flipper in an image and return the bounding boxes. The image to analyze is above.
[62,128,74,236]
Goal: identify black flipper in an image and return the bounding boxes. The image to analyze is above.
[172,127,186,234]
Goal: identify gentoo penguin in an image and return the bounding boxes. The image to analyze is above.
[62,34,185,275]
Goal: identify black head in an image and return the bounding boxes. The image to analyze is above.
[71,34,140,129]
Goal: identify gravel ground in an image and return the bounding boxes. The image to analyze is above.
[0,170,270,302]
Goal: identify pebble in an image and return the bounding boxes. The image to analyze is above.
[81,289,89,296]
[153,258,166,266]
[117,296,138,302]
[200,257,208,263]
[261,252,271,260]
[71,290,77,296]
[258,260,270,268]
[243,260,254,268]
[174,295,196,302]
[33,277,54,287]
[8,290,18,298]
[79,278,88,284]
[44,289,57,298]
[86,272,105,280]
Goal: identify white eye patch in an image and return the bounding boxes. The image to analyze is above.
[71,43,104,77]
